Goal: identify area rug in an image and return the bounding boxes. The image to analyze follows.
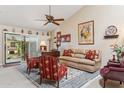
[17,63,99,88]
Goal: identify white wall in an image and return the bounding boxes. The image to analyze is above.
[0,25,51,65]
[54,6,124,67]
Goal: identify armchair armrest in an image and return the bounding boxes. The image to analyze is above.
[93,58,100,62]
[109,67,124,72]
[107,62,120,67]
[100,67,110,76]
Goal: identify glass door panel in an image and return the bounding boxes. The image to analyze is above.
[5,33,25,63]
[25,36,39,57]
[5,33,39,64]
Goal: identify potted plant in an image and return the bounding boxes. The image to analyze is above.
[111,44,124,61]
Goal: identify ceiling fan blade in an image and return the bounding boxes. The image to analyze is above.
[35,19,47,21]
[44,21,49,25]
[52,21,60,25]
[53,18,64,21]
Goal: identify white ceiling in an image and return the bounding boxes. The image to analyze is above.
[0,5,83,31]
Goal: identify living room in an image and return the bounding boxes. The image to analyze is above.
[0,3,124,90]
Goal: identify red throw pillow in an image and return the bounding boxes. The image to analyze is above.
[91,50,96,59]
[85,51,90,59]
[85,50,96,60]
[63,49,72,56]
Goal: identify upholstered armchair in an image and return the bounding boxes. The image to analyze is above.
[100,61,124,88]
[39,56,67,88]
[25,54,39,74]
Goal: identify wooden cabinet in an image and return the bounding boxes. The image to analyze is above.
[42,50,60,57]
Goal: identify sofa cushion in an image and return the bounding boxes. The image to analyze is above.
[93,58,100,62]
[71,53,75,57]
[60,56,95,66]
[73,54,85,59]
[71,49,85,54]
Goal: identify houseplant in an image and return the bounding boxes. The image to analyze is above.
[111,44,124,61]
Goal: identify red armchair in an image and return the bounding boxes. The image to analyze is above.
[39,56,67,88]
[25,54,39,75]
[100,61,124,88]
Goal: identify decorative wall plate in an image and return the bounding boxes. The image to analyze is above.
[36,32,39,35]
[3,28,8,31]
[105,25,117,36]
[47,32,49,36]
[28,30,32,34]
[21,29,24,33]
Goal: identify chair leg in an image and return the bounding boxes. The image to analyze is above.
[28,68,31,75]
[66,72,67,79]
[103,79,107,88]
[28,64,31,75]
[27,67,29,73]
[40,77,42,85]
[120,81,122,85]
[57,81,59,88]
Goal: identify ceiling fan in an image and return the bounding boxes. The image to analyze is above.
[35,5,64,26]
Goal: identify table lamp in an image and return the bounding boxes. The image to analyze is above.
[40,41,47,52]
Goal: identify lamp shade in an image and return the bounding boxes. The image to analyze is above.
[40,41,46,46]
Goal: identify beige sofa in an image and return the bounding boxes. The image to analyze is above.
[59,49,101,72]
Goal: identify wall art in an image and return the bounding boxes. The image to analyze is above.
[28,30,32,34]
[61,34,71,42]
[78,20,94,45]
[104,25,119,39]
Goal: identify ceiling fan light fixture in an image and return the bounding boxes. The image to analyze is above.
[35,5,64,26]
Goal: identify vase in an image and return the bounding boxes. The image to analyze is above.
[112,55,116,61]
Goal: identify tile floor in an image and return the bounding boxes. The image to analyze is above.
[1,66,123,88]
[0,66,36,88]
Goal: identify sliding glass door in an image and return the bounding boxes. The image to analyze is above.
[5,33,25,64]
[25,36,39,57]
[5,33,39,64]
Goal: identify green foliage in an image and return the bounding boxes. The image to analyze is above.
[113,45,124,59]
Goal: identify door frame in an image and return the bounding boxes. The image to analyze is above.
[4,33,26,64]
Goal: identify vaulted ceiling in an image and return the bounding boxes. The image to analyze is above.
[0,5,83,31]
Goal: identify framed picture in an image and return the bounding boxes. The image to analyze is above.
[3,28,8,31]
[57,32,61,38]
[28,30,32,34]
[78,20,94,45]
[47,32,49,36]
[56,32,61,47]
[61,34,71,42]
[56,32,61,41]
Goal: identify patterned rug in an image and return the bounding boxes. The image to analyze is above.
[17,63,99,88]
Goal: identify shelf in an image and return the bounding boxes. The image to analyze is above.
[104,35,119,39]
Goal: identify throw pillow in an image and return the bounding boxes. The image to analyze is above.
[85,51,91,59]
[63,49,72,56]
[95,50,99,59]
[85,50,96,60]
